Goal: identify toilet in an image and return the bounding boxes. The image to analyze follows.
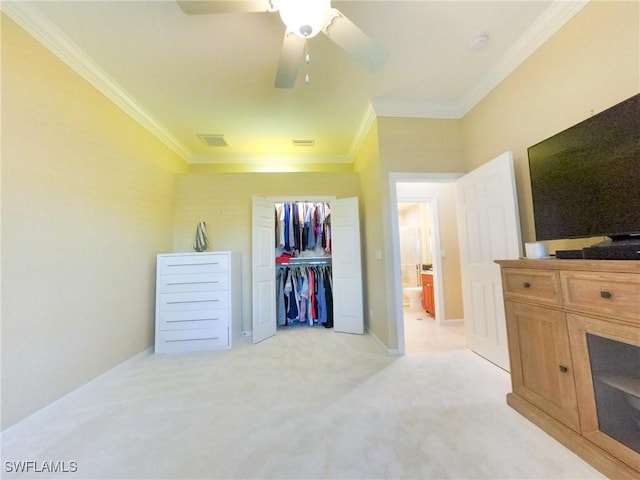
[403,286,423,311]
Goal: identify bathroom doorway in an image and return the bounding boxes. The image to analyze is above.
[390,174,466,354]
[397,203,432,313]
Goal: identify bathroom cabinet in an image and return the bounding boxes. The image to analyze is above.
[496,259,640,479]
[421,273,435,316]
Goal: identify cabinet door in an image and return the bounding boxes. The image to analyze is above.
[505,300,580,432]
[422,273,435,315]
[567,313,640,470]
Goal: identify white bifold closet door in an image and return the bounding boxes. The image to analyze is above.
[331,197,364,334]
[251,196,364,343]
[252,196,277,343]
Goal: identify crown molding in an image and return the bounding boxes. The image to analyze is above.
[457,0,590,117]
[1,1,192,161]
[371,98,461,119]
[348,103,377,158]
[371,0,590,120]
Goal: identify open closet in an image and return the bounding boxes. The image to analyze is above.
[252,196,364,343]
[275,200,333,328]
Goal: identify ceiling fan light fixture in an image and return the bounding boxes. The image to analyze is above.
[277,0,331,38]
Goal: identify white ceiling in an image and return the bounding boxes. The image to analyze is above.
[3,1,588,165]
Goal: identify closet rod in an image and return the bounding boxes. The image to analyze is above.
[276,257,332,267]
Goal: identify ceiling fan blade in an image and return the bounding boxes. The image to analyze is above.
[177,1,273,15]
[274,31,306,89]
[324,8,389,72]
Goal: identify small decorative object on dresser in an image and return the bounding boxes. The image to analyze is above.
[193,221,209,252]
[496,258,640,479]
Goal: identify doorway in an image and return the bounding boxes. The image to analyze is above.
[251,195,364,344]
[389,173,465,354]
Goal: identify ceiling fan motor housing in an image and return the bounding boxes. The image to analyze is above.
[277,0,332,38]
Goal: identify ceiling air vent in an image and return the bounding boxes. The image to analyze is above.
[292,139,315,147]
[198,134,229,147]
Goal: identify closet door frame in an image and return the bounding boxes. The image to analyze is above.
[251,195,364,340]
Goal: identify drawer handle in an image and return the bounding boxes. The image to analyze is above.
[166,337,219,343]
[559,365,568,373]
[523,282,531,288]
[167,318,219,323]
[166,299,219,305]
[600,291,612,299]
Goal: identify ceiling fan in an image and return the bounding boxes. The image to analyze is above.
[177,0,389,88]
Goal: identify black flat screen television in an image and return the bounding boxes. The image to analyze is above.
[527,93,640,249]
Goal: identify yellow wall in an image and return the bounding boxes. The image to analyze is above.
[433,185,464,320]
[1,15,187,429]
[377,117,465,173]
[172,171,360,332]
[352,120,388,344]
[364,117,465,348]
[462,0,640,254]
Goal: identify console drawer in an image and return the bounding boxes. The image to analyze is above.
[561,271,640,323]
[501,268,562,307]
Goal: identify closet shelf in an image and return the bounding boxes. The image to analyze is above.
[276,257,332,266]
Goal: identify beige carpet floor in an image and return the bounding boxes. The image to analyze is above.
[1,326,603,479]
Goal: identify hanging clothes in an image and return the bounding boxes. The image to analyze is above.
[323,268,334,328]
[274,202,332,255]
[275,264,333,328]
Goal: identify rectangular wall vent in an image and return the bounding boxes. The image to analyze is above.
[292,139,315,147]
[198,134,229,147]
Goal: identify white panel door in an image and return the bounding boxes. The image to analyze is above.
[331,197,364,334]
[252,196,276,343]
[456,152,522,370]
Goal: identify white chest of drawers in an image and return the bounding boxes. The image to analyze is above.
[155,252,241,353]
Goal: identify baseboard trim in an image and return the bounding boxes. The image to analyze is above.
[2,347,153,434]
[366,328,402,356]
[440,318,464,326]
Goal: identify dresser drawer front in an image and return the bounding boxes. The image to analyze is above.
[157,309,229,331]
[158,291,229,312]
[502,268,562,306]
[158,253,229,274]
[561,271,640,323]
[158,272,228,293]
[158,324,228,342]
[155,327,229,353]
